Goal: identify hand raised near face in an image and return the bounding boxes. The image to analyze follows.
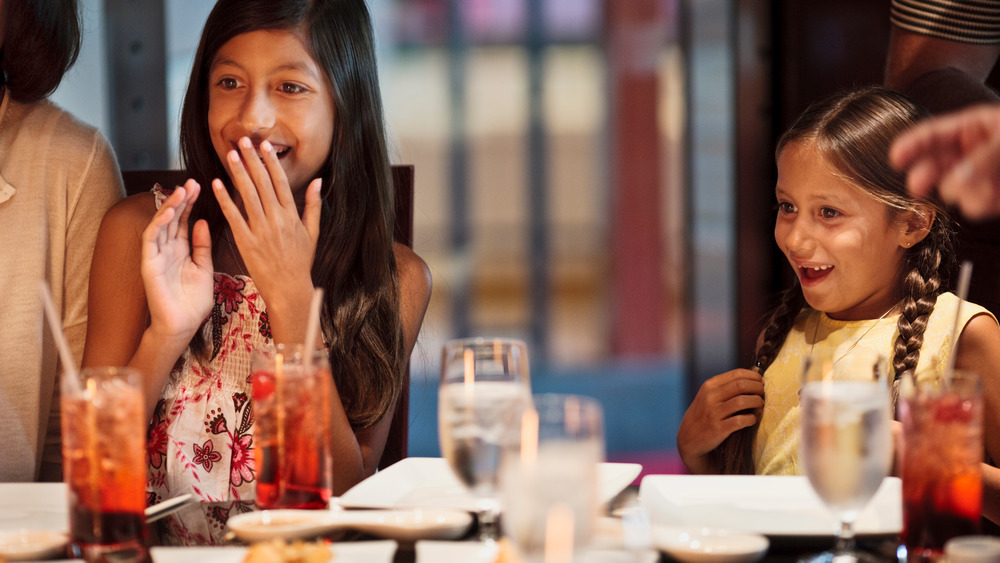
[140,180,215,343]
[891,104,1000,221]
[212,136,323,343]
[676,368,765,474]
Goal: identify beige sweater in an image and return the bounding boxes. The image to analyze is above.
[0,91,124,482]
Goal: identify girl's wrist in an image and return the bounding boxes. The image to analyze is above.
[261,279,318,344]
[143,323,197,351]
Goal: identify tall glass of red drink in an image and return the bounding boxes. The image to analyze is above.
[900,370,983,562]
[61,366,147,562]
[251,344,334,510]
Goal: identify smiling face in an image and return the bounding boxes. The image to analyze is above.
[207,28,335,195]
[774,140,912,321]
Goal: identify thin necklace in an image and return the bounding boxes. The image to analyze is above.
[223,229,249,277]
[811,300,902,366]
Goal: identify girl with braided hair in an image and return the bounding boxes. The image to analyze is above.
[677,87,1000,483]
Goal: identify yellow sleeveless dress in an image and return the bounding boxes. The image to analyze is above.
[753,292,993,475]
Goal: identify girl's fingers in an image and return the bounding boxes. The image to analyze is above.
[226,149,266,228]
[176,179,201,233]
[237,137,280,215]
[302,178,323,243]
[190,219,213,271]
[144,186,186,244]
[260,140,296,209]
[212,178,250,240]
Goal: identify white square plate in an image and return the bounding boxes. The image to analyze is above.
[639,475,901,538]
[150,540,396,563]
[339,458,641,511]
[0,484,68,533]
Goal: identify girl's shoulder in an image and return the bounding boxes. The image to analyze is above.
[98,191,157,240]
[393,242,432,298]
[932,292,996,326]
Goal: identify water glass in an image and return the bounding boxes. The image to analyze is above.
[499,393,605,561]
[438,337,531,541]
[251,344,334,510]
[61,367,147,562]
[799,349,892,563]
[900,370,983,561]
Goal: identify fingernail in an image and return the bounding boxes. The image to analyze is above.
[261,140,273,153]
[228,150,240,163]
[239,137,252,149]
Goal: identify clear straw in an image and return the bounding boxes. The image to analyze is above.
[945,260,973,383]
[38,281,82,395]
[303,287,324,371]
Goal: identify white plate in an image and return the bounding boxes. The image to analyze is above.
[0,529,69,561]
[639,475,901,538]
[227,507,472,542]
[150,540,395,563]
[0,484,68,533]
[340,457,641,511]
[415,540,498,563]
[651,525,769,563]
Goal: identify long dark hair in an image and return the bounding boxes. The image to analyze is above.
[713,86,955,474]
[1,0,81,103]
[181,0,403,430]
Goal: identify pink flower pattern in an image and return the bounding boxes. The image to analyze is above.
[192,440,222,472]
[144,190,271,546]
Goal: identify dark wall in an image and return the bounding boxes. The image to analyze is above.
[735,0,893,362]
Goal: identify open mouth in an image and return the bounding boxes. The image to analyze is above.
[800,265,833,282]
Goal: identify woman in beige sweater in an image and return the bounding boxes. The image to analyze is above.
[0,0,124,482]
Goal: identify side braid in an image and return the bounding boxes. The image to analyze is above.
[712,285,806,474]
[892,221,954,379]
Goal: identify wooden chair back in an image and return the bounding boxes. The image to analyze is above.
[121,165,415,470]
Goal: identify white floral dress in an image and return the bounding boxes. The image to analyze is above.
[146,185,271,544]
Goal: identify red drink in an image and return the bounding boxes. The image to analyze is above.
[900,371,982,561]
[61,368,147,562]
[252,345,333,510]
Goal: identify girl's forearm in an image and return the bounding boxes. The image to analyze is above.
[127,328,192,420]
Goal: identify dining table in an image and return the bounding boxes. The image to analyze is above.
[0,458,907,563]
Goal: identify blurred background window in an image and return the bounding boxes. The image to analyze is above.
[54,0,745,477]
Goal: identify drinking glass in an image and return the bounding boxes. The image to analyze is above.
[438,337,532,542]
[499,393,605,562]
[61,367,147,562]
[900,370,982,561]
[799,349,892,563]
[251,344,334,510]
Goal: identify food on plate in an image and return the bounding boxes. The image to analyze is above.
[242,538,333,563]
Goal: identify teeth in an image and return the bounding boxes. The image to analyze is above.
[806,265,832,271]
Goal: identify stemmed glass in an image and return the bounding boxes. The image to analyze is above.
[799,348,892,563]
[438,337,532,542]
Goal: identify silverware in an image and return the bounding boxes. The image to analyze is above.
[145,494,195,523]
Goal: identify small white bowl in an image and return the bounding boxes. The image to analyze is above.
[651,525,769,563]
[946,536,1000,563]
[0,529,69,561]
